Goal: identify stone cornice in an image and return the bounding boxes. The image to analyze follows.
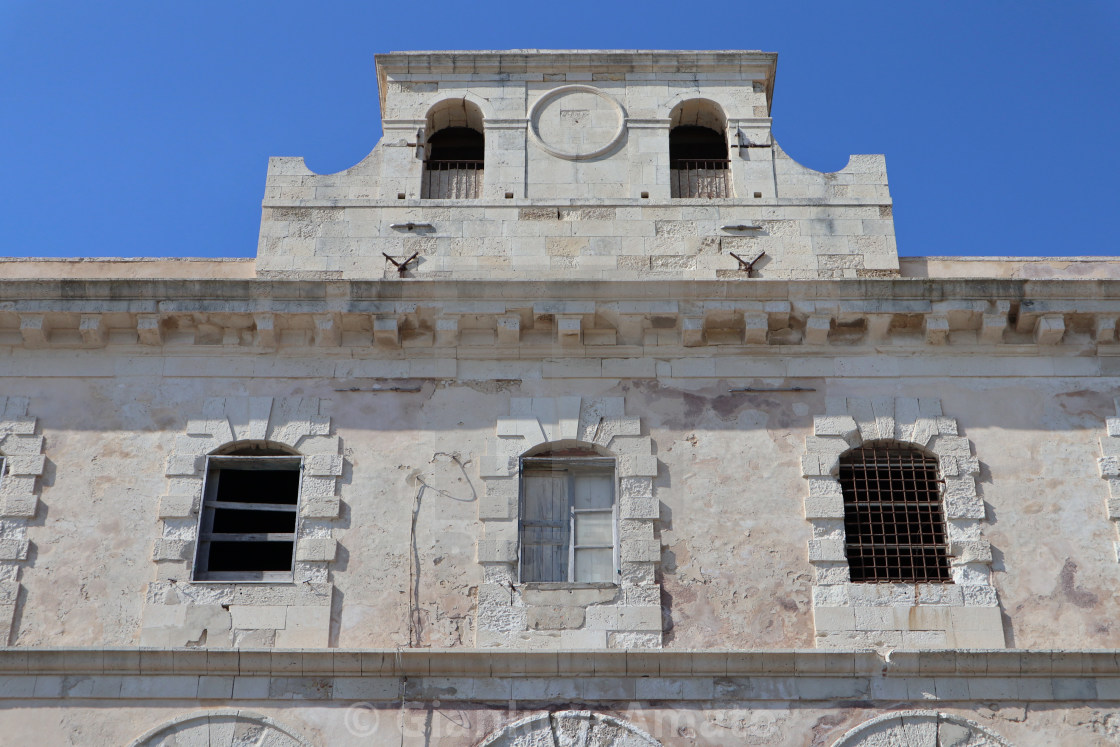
[1,277,1119,302]
[0,647,1115,677]
[2,278,1120,351]
[374,50,779,116]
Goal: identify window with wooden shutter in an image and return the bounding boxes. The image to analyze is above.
[519,455,616,583]
[192,448,302,582]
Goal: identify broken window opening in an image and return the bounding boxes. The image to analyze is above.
[839,441,952,583]
[192,446,302,582]
[519,449,617,584]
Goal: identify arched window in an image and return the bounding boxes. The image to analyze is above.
[669,99,730,198]
[519,443,616,583]
[193,442,303,581]
[422,99,484,199]
[839,441,951,583]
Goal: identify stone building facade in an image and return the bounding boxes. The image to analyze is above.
[0,50,1119,745]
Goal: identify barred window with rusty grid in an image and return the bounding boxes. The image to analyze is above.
[838,442,952,583]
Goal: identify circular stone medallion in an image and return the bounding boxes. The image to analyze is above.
[528,85,626,160]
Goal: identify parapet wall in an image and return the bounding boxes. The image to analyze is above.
[256,50,898,280]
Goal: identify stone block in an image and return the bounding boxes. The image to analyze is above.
[157,494,198,519]
[197,675,234,699]
[276,607,330,648]
[522,586,618,607]
[743,312,768,344]
[497,314,521,344]
[5,454,45,476]
[165,454,202,477]
[801,454,825,477]
[1034,314,1065,345]
[137,314,163,345]
[301,496,341,519]
[812,606,854,632]
[681,316,704,347]
[477,540,518,563]
[952,626,1007,649]
[479,455,515,478]
[479,477,517,520]
[804,492,844,519]
[295,538,336,562]
[924,314,949,344]
[950,605,1003,632]
[373,316,400,346]
[814,416,858,439]
[0,494,37,518]
[804,314,831,344]
[18,314,48,347]
[230,605,287,630]
[584,605,620,629]
[979,313,1006,344]
[305,453,343,476]
[618,454,657,477]
[557,315,582,345]
[527,605,585,630]
[948,539,992,563]
[621,539,660,562]
[560,628,607,648]
[620,496,659,520]
[807,539,846,562]
[152,538,192,562]
[78,314,107,347]
[618,609,658,631]
[435,317,459,346]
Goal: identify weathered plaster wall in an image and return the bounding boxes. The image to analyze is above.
[5,363,1120,651]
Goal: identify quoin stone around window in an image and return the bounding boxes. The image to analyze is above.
[0,396,46,645]
[804,397,1005,649]
[1097,398,1120,560]
[142,396,343,648]
[477,396,661,649]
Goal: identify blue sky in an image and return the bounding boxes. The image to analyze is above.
[1,1,1117,259]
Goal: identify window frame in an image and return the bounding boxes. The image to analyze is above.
[192,454,304,583]
[517,455,618,585]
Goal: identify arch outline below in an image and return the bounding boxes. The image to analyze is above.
[128,708,313,747]
[479,709,661,747]
[831,710,1013,747]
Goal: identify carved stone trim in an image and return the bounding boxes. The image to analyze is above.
[480,710,660,747]
[528,85,627,161]
[477,396,661,648]
[1097,398,1120,562]
[142,396,341,648]
[0,396,45,644]
[832,710,1013,747]
[128,709,312,747]
[805,397,1004,649]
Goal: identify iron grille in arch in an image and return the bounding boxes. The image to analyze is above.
[839,443,952,583]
